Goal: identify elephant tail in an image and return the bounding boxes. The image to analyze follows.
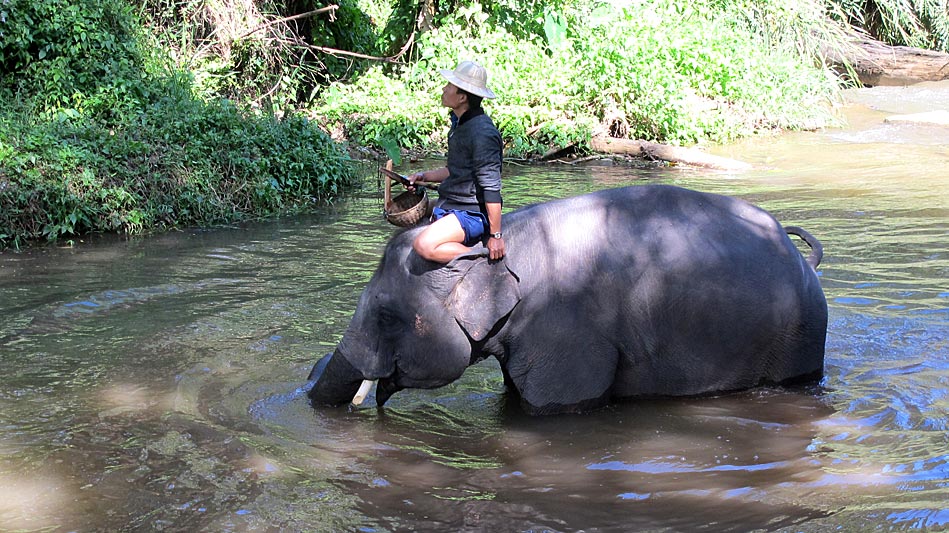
[785,226,823,269]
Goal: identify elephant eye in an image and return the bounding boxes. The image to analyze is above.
[377,308,403,336]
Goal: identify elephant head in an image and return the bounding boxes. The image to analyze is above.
[307,228,520,407]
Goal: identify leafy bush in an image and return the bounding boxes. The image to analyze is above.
[0,0,149,113]
[0,89,356,249]
[317,67,442,150]
[565,1,840,142]
[0,0,357,249]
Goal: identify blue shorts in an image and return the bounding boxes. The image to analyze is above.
[432,207,489,246]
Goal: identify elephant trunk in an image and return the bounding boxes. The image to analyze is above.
[306,351,365,407]
[375,378,403,407]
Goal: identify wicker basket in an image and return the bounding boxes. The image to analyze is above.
[385,189,431,227]
[380,159,433,227]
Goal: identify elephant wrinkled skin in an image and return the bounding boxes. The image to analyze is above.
[307,185,827,415]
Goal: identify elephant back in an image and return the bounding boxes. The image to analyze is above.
[498,184,796,295]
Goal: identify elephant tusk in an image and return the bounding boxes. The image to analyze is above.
[351,380,376,406]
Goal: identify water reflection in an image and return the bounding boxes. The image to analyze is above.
[1,83,948,531]
[299,386,837,532]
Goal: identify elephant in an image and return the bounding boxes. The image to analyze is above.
[307,185,827,415]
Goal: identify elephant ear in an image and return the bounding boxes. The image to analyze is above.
[431,250,521,341]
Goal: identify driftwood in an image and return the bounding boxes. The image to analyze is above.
[588,136,752,171]
[830,36,949,86]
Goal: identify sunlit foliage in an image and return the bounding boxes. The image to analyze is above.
[315,0,843,155]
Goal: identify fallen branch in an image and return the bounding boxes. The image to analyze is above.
[551,155,605,165]
[290,30,416,65]
[304,44,406,63]
[237,4,417,65]
[297,42,411,64]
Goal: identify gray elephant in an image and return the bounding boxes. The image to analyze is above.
[308,185,827,415]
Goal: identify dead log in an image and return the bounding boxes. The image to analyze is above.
[828,36,949,86]
[589,136,752,171]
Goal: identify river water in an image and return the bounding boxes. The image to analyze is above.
[1,83,947,532]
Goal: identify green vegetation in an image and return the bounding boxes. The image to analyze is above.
[831,0,949,51]
[1,0,947,248]
[316,0,847,157]
[0,0,357,249]
[0,94,355,248]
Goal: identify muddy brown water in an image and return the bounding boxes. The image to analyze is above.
[1,83,948,532]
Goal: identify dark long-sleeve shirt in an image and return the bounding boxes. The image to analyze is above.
[436,108,503,214]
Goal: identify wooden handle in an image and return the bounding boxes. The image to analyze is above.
[383,159,393,208]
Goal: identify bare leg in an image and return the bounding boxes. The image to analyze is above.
[413,214,470,263]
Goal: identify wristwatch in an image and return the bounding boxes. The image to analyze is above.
[490,232,503,239]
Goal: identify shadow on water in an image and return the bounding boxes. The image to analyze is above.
[319,387,838,532]
[1,82,949,531]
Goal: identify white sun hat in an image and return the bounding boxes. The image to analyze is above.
[439,60,497,99]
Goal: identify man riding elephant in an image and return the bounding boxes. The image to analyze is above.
[407,60,506,263]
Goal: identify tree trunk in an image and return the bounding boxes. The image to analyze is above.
[589,136,752,171]
[829,36,949,86]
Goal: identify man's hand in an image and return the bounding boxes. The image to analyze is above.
[485,201,504,260]
[488,235,505,261]
[407,167,449,192]
[406,172,425,193]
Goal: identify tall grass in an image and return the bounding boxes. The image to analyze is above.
[829,0,949,51]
